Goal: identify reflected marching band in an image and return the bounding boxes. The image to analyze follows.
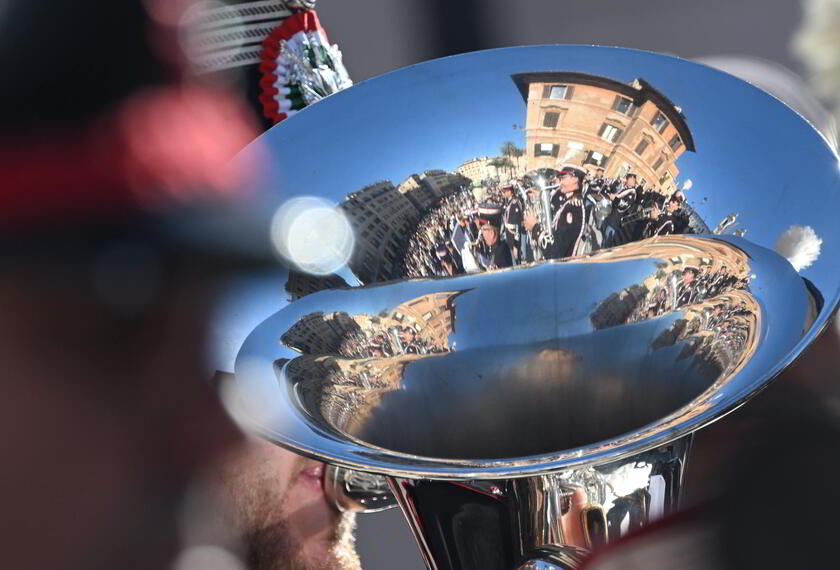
[397,165,699,279]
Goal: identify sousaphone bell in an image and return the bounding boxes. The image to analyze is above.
[217,46,840,569]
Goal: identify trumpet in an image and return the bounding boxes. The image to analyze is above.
[223,45,839,569]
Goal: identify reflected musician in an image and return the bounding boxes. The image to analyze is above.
[642,199,675,238]
[465,203,513,271]
[524,166,591,260]
[604,172,639,247]
[501,185,524,263]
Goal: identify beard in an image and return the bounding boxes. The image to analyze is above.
[244,509,360,570]
[217,447,362,570]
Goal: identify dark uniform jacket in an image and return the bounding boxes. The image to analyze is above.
[503,197,523,244]
[476,239,513,270]
[644,214,675,238]
[545,193,587,259]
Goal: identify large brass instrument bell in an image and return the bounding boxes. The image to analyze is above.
[217,46,840,569]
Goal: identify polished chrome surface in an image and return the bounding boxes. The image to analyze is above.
[218,45,840,569]
[324,465,397,512]
[386,436,687,570]
[232,235,807,477]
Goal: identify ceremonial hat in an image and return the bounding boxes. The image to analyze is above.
[477,203,504,229]
[558,165,587,182]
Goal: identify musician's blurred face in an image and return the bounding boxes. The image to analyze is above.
[482,226,499,245]
[217,438,360,570]
[0,266,242,570]
[625,176,637,187]
[667,199,680,213]
[559,174,579,194]
[650,204,661,218]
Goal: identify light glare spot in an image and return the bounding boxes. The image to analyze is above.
[218,360,281,430]
[270,197,354,275]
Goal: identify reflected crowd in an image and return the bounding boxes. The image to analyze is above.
[397,166,702,278]
[625,262,750,325]
[651,291,758,378]
[399,188,479,278]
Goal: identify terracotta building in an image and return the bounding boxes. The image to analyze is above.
[512,72,695,195]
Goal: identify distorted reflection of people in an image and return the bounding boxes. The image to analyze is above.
[398,164,698,277]
[474,203,513,270]
[501,185,524,263]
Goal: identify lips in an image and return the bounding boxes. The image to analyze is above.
[297,461,326,493]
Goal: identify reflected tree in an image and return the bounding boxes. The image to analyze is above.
[500,141,524,174]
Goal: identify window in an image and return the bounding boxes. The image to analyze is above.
[534,143,558,157]
[669,134,682,151]
[634,138,650,155]
[543,111,560,128]
[613,96,635,115]
[652,156,665,172]
[542,84,574,100]
[651,111,669,134]
[583,150,608,167]
[599,123,623,143]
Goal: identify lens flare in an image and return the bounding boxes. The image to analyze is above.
[270,196,355,275]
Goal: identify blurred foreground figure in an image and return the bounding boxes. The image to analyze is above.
[215,437,361,570]
[0,2,261,569]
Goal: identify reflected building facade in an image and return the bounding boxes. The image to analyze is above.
[280,311,362,354]
[340,180,420,282]
[513,72,695,195]
[336,172,469,284]
[285,271,349,301]
[281,291,462,432]
[590,285,648,330]
[456,156,497,185]
[281,291,461,359]
[398,170,469,213]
